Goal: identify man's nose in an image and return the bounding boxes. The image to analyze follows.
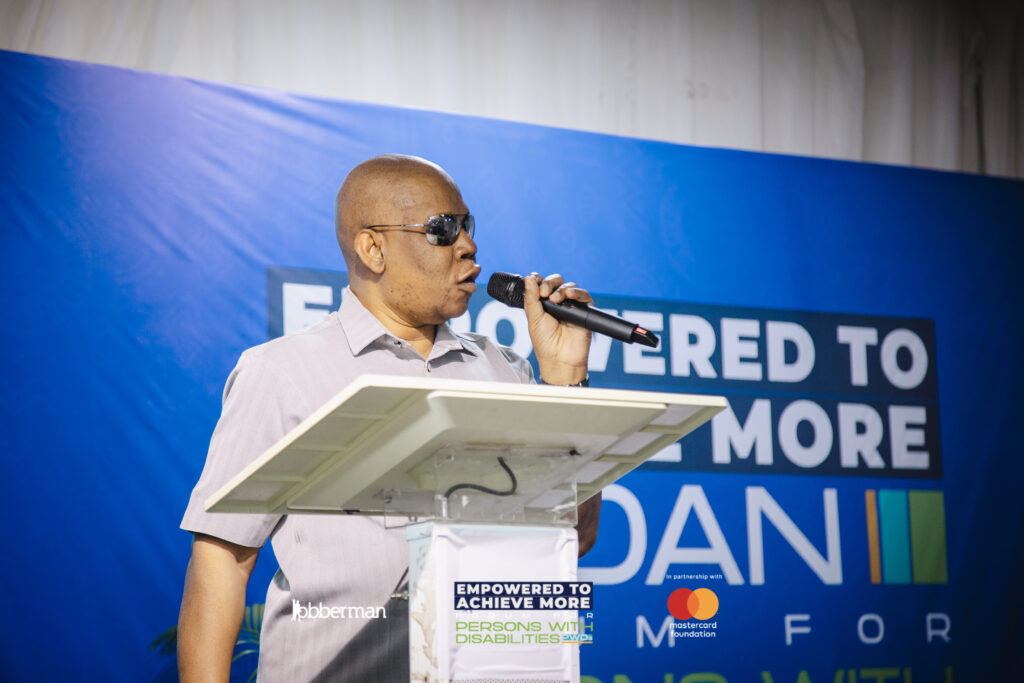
[454,226,477,259]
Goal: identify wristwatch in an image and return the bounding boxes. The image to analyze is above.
[539,377,590,388]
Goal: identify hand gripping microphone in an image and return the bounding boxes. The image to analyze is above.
[487,272,659,347]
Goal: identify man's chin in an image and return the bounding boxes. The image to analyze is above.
[439,299,471,324]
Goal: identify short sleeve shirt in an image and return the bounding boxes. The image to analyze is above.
[181,288,533,682]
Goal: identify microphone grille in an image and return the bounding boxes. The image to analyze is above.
[487,272,525,308]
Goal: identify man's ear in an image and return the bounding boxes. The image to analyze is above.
[354,230,386,274]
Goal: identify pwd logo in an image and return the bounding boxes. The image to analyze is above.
[667,588,719,621]
[864,489,948,584]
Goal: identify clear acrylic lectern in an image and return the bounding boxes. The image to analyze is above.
[206,375,726,682]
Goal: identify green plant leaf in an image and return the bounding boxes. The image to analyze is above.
[149,625,178,656]
[232,602,264,676]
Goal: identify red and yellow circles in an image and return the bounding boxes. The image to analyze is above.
[667,587,719,621]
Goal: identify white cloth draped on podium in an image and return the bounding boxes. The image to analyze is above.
[407,523,579,682]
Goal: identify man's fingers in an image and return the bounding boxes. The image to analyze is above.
[564,286,592,304]
[525,273,594,321]
[526,274,594,307]
[539,273,564,298]
[548,282,595,306]
[522,273,546,321]
[548,282,572,303]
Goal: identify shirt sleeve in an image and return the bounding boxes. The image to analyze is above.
[180,347,310,547]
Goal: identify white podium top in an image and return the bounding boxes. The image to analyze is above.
[205,374,726,520]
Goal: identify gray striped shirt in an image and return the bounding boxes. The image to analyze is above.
[181,288,533,682]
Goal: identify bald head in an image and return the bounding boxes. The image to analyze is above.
[335,154,462,269]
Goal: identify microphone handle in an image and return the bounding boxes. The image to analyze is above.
[539,298,638,343]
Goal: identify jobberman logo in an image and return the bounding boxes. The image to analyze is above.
[291,600,387,621]
[864,489,948,584]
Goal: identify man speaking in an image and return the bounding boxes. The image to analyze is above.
[177,154,600,681]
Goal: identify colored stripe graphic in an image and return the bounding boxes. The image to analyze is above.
[878,490,911,584]
[909,490,948,583]
[864,490,882,584]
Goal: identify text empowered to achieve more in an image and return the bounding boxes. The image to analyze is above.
[454,582,594,610]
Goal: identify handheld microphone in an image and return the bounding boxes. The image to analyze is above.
[487,272,659,348]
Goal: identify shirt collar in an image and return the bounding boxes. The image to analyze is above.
[431,319,479,360]
[338,287,481,358]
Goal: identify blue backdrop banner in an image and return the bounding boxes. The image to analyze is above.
[1,49,1022,682]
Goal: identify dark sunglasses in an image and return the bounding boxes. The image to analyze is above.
[364,213,475,246]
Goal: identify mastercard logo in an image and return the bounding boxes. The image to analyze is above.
[667,587,719,621]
